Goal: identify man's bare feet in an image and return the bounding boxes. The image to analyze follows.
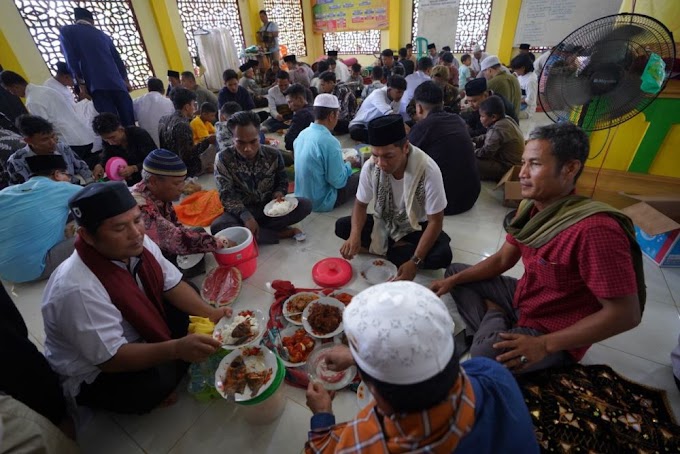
[157,391,179,409]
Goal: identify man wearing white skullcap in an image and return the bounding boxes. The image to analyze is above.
[470,44,489,78]
[304,282,539,453]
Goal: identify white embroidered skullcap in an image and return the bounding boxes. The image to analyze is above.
[343,281,455,385]
[480,55,501,72]
[313,93,340,109]
[473,44,482,53]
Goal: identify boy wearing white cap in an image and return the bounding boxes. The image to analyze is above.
[304,281,539,453]
[480,55,522,116]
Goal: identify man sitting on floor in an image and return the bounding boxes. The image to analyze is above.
[349,75,406,143]
[130,149,230,272]
[238,61,268,108]
[42,182,230,414]
[304,281,539,454]
[409,81,480,215]
[7,115,93,185]
[211,111,312,244]
[283,54,312,88]
[318,71,357,135]
[431,122,645,373]
[481,56,522,116]
[159,88,215,177]
[262,71,292,133]
[180,71,217,107]
[92,112,157,185]
[294,94,361,213]
[0,155,81,283]
[336,115,452,281]
[133,77,174,147]
[472,95,524,182]
[283,83,314,158]
[218,69,255,111]
[400,57,433,121]
[462,78,518,138]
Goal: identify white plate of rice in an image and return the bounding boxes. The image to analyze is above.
[213,309,267,349]
[264,195,298,217]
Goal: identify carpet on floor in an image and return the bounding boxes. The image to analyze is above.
[517,364,680,453]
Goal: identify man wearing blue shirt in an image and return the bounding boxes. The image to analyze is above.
[293,94,360,212]
[0,155,82,283]
[59,7,135,126]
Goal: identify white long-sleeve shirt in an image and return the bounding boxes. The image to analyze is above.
[25,83,94,147]
[267,85,288,118]
[43,77,76,107]
[517,72,538,117]
[470,52,489,77]
[350,87,399,127]
[133,91,175,147]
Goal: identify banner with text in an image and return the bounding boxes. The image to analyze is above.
[312,0,389,33]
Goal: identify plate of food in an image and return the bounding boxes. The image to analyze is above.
[306,343,357,391]
[359,259,397,285]
[176,253,204,270]
[264,195,298,217]
[283,292,320,325]
[302,297,344,339]
[329,289,356,306]
[215,346,277,401]
[278,326,319,367]
[356,380,374,409]
[213,309,267,349]
[342,148,359,161]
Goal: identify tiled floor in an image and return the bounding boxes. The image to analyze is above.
[4,114,680,453]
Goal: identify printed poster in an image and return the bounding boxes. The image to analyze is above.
[312,0,390,33]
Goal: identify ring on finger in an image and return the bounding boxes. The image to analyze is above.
[519,355,528,365]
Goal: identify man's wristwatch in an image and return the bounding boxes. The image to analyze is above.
[410,255,423,268]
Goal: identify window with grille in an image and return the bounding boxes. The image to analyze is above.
[323,30,381,55]
[13,0,153,90]
[262,0,306,57]
[412,0,493,54]
[176,0,245,61]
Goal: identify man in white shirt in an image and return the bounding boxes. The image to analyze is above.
[400,58,433,121]
[42,182,231,414]
[327,50,350,82]
[336,115,452,282]
[349,75,407,143]
[470,44,489,78]
[262,70,292,133]
[44,62,76,107]
[0,70,97,166]
[133,77,174,147]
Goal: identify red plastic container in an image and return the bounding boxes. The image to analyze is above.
[213,227,258,279]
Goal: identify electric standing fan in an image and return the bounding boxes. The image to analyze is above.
[538,13,676,131]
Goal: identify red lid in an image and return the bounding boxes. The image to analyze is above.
[312,258,353,288]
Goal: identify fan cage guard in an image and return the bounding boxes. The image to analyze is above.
[538,13,675,131]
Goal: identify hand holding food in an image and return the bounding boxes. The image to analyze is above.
[175,334,221,362]
[209,306,233,324]
[323,345,355,372]
[339,237,361,260]
[306,381,334,414]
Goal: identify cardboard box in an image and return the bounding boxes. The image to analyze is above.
[496,166,523,207]
[621,195,680,267]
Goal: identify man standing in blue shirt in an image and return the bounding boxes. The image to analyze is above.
[59,7,135,126]
[0,155,82,283]
[293,94,360,212]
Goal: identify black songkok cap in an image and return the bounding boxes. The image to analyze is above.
[367,114,406,147]
[26,155,67,175]
[464,77,487,96]
[69,182,137,231]
[74,7,94,22]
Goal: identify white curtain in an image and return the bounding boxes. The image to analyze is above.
[195,27,241,91]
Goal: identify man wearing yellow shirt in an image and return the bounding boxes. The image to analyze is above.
[189,102,217,144]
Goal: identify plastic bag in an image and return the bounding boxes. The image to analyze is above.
[175,189,223,227]
[640,53,666,94]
